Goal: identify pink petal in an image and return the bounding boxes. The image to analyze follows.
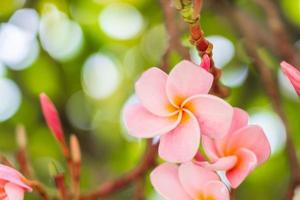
[203,180,230,200]
[227,125,271,165]
[213,108,249,155]
[166,60,213,106]
[150,163,191,200]
[159,110,200,163]
[135,67,176,116]
[195,156,237,171]
[184,94,233,139]
[124,104,181,138]
[0,165,31,191]
[281,61,300,95]
[202,135,220,161]
[4,183,24,200]
[228,108,249,133]
[178,162,219,198]
[226,148,257,188]
[39,93,64,142]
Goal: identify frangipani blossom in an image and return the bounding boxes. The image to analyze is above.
[150,162,229,200]
[124,60,233,163]
[0,164,32,200]
[197,108,271,188]
[281,61,300,96]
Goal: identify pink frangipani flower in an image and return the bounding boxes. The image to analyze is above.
[150,162,230,200]
[281,61,300,96]
[0,164,32,200]
[197,108,271,188]
[40,93,65,143]
[124,60,233,163]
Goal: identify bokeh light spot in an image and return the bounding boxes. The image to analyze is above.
[0,78,21,122]
[82,53,120,99]
[99,3,143,40]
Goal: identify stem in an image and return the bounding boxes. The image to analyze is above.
[79,141,158,200]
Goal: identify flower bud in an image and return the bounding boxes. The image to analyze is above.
[40,93,65,143]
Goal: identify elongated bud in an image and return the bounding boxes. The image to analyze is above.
[70,135,81,163]
[200,54,211,71]
[40,93,65,143]
[16,124,27,149]
[281,61,300,96]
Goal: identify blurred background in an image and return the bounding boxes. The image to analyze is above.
[0,0,300,199]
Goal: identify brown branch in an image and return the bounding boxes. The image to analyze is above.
[134,177,145,200]
[252,0,300,66]
[54,174,69,200]
[0,155,13,167]
[79,140,158,200]
[27,180,50,200]
[175,0,230,98]
[159,0,190,71]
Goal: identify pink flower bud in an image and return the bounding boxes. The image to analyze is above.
[281,61,300,96]
[40,93,65,143]
[200,54,211,71]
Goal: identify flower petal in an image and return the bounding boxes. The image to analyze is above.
[195,156,237,171]
[184,94,233,139]
[226,148,257,188]
[124,104,181,138]
[166,60,213,106]
[4,183,24,200]
[178,162,219,198]
[135,67,175,116]
[229,108,249,133]
[203,180,230,200]
[159,110,200,163]
[281,61,300,95]
[213,108,249,155]
[150,163,191,200]
[0,165,31,191]
[227,125,271,165]
[202,135,220,161]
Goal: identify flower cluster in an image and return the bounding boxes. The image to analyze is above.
[124,60,271,200]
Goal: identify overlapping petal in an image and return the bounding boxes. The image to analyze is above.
[184,94,233,139]
[226,125,271,165]
[135,67,175,116]
[166,60,213,106]
[195,156,237,171]
[5,183,24,200]
[226,148,257,188]
[159,110,200,163]
[178,162,219,198]
[124,104,181,138]
[150,163,190,200]
[204,181,230,200]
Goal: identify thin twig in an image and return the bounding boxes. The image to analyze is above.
[252,0,300,66]
[79,141,158,200]
[159,0,190,71]
[27,180,50,200]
